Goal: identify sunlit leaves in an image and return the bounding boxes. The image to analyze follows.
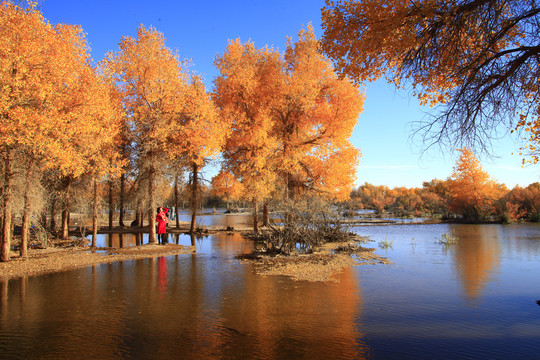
[168,76,227,167]
[103,24,188,158]
[214,26,363,204]
[321,0,540,158]
[447,148,505,220]
[0,1,122,260]
[211,171,245,205]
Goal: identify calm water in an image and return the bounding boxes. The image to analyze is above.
[1,218,540,359]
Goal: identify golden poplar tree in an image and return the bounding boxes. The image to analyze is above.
[103,25,188,243]
[0,2,120,261]
[211,171,245,211]
[214,40,280,232]
[166,76,228,233]
[272,26,363,201]
[214,27,363,231]
[448,148,504,221]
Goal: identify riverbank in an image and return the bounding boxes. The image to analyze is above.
[0,243,196,281]
[1,239,388,282]
[2,218,391,282]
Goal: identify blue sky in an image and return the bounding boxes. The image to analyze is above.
[39,0,540,189]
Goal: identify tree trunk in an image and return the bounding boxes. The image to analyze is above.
[262,202,269,227]
[92,177,98,249]
[253,200,259,234]
[20,157,36,258]
[189,163,199,234]
[134,198,142,227]
[40,211,47,231]
[61,178,71,240]
[1,148,14,262]
[108,180,114,230]
[174,175,180,228]
[285,171,290,202]
[61,206,69,239]
[148,167,157,243]
[119,173,125,227]
[49,199,56,234]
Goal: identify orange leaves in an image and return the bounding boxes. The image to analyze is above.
[0,2,121,178]
[321,0,540,168]
[167,76,227,167]
[275,26,363,200]
[104,25,189,159]
[215,26,364,203]
[447,148,504,220]
[214,38,281,203]
[211,171,245,202]
[514,106,540,164]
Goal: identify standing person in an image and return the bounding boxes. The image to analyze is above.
[156,206,169,245]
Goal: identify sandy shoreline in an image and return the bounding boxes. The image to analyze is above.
[0,244,196,281]
[1,223,389,282]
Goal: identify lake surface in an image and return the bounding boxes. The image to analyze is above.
[1,217,540,359]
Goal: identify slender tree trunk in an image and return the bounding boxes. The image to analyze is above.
[20,157,36,258]
[253,200,259,233]
[284,172,292,223]
[190,163,199,234]
[285,172,289,201]
[61,206,69,239]
[148,167,157,243]
[108,180,114,229]
[1,148,14,262]
[262,202,269,227]
[61,178,71,240]
[134,198,142,227]
[49,197,56,234]
[174,175,180,228]
[119,173,125,227]
[40,211,47,232]
[92,177,98,249]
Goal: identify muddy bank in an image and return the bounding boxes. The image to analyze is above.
[2,220,390,282]
[237,241,390,282]
[0,244,195,281]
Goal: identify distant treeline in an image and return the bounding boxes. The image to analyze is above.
[344,181,540,223]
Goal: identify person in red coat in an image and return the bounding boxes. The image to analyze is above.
[156,207,169,244]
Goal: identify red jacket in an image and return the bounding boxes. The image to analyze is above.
[156,208,168,234]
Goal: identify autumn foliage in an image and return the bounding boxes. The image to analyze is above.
[447,149,506,221]
[1,2,121,260]
[321,0,540,160]
[348,149,540,223]
[211,171,245,210]
[213,26,363,232]
[214,26,363,201]
[4,1,538,264]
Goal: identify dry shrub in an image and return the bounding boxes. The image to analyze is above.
[250,197,351,255]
